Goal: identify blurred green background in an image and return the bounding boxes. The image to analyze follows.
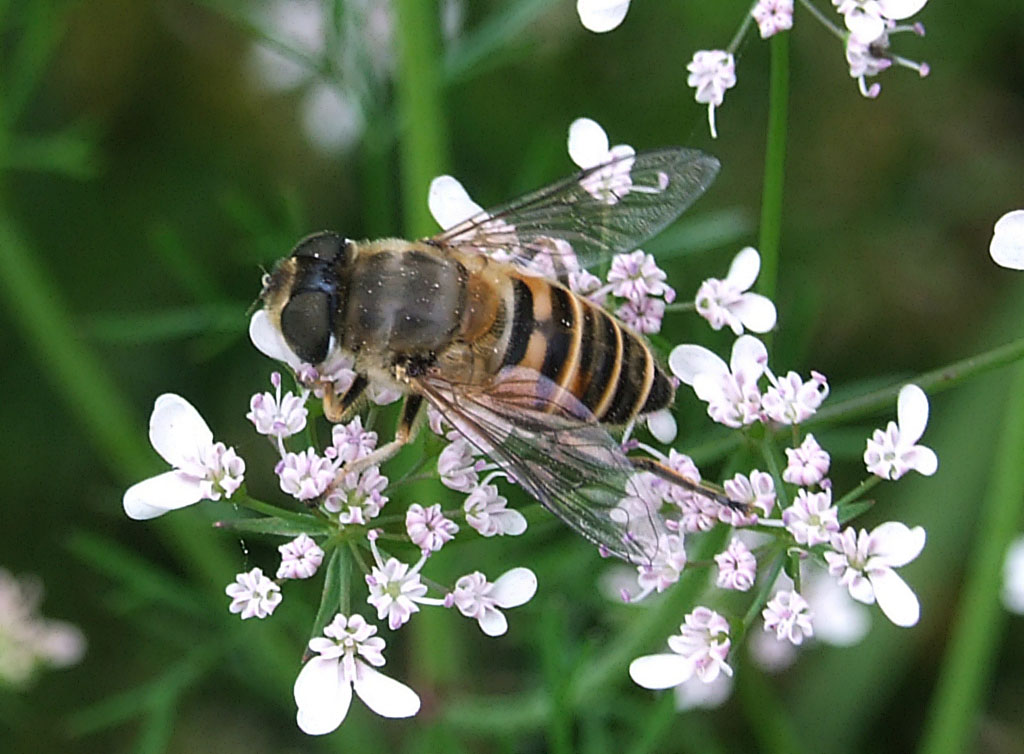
[2,0,1023,752]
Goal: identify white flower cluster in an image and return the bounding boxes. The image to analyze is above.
[123,369,538,736]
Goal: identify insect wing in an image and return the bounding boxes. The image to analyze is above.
[431,148,720,274]
[415,367,670,565]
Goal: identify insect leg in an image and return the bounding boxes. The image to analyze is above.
[331,394,425,481]
[322,375,367,422]
[628,456,740,509]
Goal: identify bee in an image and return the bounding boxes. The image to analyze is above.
[258,148,729,565]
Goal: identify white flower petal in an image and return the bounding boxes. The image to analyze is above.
[497,509,528,536]
[847,573,876,605]
[249,310,303,369]
[149,394,213,467]
[294,657,351,735]
[576,0,631,33]
[869,568,920,627]
[647,408,678,444]
[730,335,768,378]
[906,446,938,476]
[668,344,727,385]
[725,246,761,291]
[877,0,929,20]
[732,293,778,333]
[870,523,926,568]
[428,175,483,230]
[844,7,885,43]
[989,210,1024,270]
[479,608,509,637]
[896,384,930,445]
[490,567,538,608]
[301,84,364,154]
[691,372,726,404]
[123,471,206,520]
[567,117,611,168]
[353,666,421,718]
[629,653,693,689]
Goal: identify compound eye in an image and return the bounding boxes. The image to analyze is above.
[292,232,348,263]
[280,291,332,364]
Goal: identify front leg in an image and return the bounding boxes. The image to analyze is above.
[322,375,368,422]
[330,393,425,483]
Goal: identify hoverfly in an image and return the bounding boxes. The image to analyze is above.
[257,148,728,565]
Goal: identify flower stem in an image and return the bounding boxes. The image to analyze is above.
[394,0,449,237]
[808,335,1024,428]
[756,31,789,308]
[917,362,1024,754]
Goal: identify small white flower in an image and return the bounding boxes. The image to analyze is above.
[669,335,767,428]
[324,465,388,523]
[293,613,420,735]
[630,534,688,602]
[567,118,638,205]
[616,295,666,334]
[845,24,930,99]
[824,521,926,627]
[834,0,929,44]
[607,250,675,303]
[864,384,938,480]
[686,50,737,139]
[464,484,528,537]
[751,0,794,38]
[576,0,631,32]
[694,247,777,335]
[723,469,776,522]
[1001,535,1024,614]
[989,210,1024,270]
[225,568,282,620]
[629,607,733,688]
[450,568,537,637]
[715,538,758,591]
[762,590,814,645]
[276,448,336,501]
[762,369,829,424]
[783,434,831,486]
[782,488,840,547]
[277,534,325,580]
[247,371,308,443]
[123,394,245,520]
[364,540,445,631]
[438,438,483,491]
[326,416,378,464]
[406,503,459,553]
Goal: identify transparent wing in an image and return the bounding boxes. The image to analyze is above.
[430,148,719,274]
[414,366,670,565]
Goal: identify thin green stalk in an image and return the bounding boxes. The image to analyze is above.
[917,363,1024,754]
[756,32,789,306]
[808,334,1024,428]
[394,0,449,237]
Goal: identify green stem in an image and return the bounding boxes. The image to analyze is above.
[394,0,449,237]
[917,363,1024,754]
[756,31,789,306]
[808,335,1024,428]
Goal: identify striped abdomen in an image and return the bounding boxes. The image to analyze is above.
[498,272,673,424]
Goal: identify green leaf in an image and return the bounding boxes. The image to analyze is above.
[310,547,350,641]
